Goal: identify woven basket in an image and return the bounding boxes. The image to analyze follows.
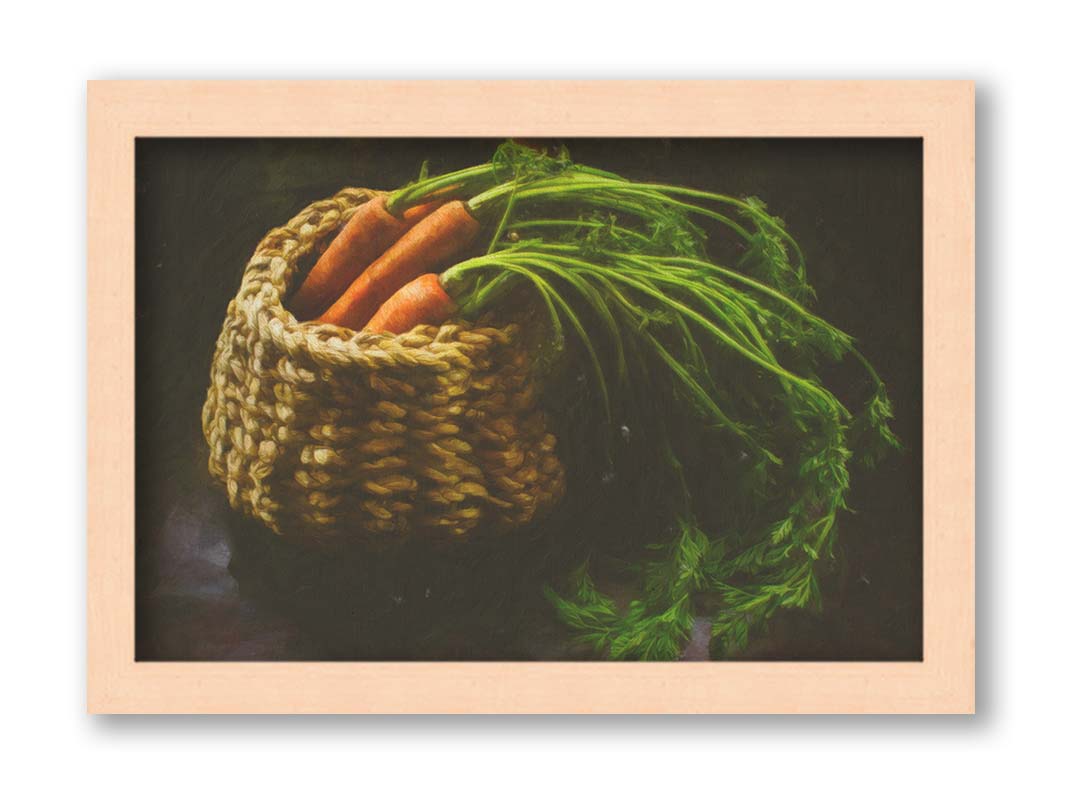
[201,188,565,543]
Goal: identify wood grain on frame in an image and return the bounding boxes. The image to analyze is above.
[87,80,974,714]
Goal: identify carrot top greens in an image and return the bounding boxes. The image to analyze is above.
[397,142,901,659]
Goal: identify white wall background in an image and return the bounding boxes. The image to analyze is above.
[0,1,1059,796]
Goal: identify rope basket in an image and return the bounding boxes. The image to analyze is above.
[202,188,566,544]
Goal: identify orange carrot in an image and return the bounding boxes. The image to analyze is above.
[317,201,481,330]
[287,196,438,320]
[365,274,457,334]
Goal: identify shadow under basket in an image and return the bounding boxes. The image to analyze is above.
[202,188,566,545]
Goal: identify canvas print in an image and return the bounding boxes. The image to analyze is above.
[136,138,921,661]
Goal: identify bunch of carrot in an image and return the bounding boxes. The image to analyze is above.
[288,155,514,330]
[285,142,901,660]
[287,196,465,327]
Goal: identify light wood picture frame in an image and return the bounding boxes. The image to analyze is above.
[88,80,974,714]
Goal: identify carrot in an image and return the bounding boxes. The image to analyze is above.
[365,274,457,333]
[287,196,438,320]
[317,200,481,330]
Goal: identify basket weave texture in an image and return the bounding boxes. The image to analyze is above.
[201,188,565,541]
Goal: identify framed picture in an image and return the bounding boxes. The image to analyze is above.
[88,80,974,713]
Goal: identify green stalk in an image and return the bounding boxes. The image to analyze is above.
[444,256,612,423]
[470,179,750,242]
[505,219,657,250]
[446,250,789,459]
[495,250,834,408]
[385,163,497,213]
[567,168,807,269]
[516,242,866,392]
[485,180,520,254]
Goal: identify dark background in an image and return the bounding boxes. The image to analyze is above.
[135,138,922,661]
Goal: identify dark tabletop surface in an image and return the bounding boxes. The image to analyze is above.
[135,138,923,661]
